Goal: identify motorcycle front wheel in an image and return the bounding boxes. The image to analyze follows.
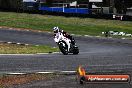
[58,41,68,55]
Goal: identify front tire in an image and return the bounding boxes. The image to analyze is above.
[58,41,68,55]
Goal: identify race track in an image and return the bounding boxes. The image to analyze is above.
[0,28,132,88]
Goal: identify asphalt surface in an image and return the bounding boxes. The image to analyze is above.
[0,28,132,88]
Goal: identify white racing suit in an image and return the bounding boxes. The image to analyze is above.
[54,32,71,52]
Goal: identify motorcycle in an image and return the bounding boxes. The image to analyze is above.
[54,32,79,55]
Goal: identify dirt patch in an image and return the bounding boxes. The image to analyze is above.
[0,26,50,33]
[0,74,57,87]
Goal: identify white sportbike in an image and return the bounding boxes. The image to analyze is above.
[54,32,79,55]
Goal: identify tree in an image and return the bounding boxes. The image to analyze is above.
[114,0,127,14]
[0,0,11,10]
[0,0,22,11]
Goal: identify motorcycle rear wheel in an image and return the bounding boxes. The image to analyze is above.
[73,46,79,55]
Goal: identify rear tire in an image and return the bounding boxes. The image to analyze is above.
[73,46,79,55]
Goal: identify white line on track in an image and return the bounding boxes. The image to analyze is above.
[84,35,90,37]
[7,42,12,44]
[36,72,54,74]
[4,70,77,75]
[52,52,60,54]
[122,38,126,39]
[17,43,21,45]
[25,44,29,46]
[60,71,76,72]
[60,71,76,73]
[7,73,26,75]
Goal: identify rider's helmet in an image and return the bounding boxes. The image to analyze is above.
[53,26,59,33]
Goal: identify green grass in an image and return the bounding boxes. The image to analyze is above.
[0,12,132,36]
[0,43,58,54]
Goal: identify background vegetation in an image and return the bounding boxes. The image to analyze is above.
[0,12,132,37]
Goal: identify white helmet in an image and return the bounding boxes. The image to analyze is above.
[53,26,59,33]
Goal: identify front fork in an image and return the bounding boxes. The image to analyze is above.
[63,39,71,52]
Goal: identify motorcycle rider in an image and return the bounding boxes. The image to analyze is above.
[52,26,75,45]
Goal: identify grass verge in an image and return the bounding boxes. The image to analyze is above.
[0,12,132,37]
[0,43,58,54]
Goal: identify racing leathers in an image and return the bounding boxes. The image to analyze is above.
[53,30,75,45]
